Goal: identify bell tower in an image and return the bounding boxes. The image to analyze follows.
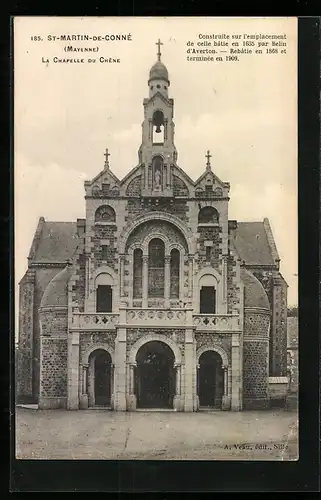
[139,40,177,196]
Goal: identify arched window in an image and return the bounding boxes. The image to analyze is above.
[95,205,116,223]
[199,274,217,314]
[170,249,180,299]
[152,155,163,191]
[95,273,113,312]
[148,238,165,297]
[198,206,219,224]
[152,110,165,144]
[133,248,143,299]
[214,187,223,197]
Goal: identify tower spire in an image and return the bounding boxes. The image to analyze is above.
[156,38,163,61]
[205,150,212,171]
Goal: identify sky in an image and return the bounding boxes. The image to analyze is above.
[14,16,298,334]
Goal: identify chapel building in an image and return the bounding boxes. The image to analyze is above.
[17,42,288,411]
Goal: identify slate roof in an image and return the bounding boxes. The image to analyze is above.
[33,221,79,263]
[40,265,73,308]
[29,219,277,268]
[233,222,275,266]
[240,268,270,309]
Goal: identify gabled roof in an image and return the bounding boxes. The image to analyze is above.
[120,164,142,186]
[233,221,276,266]
[32,221,79,263]
[143,91,172,106]
[194,168,227,188]
[88,166,120,186]
[172,164,196,189]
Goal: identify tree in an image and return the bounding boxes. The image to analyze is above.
[287,305,298,317]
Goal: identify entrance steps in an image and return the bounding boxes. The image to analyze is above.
[88,406,112,410]
[198,406,221,412]
[16,404,38,410]
[136,408,176,412]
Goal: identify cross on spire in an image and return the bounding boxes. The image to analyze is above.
[104,148,110,169]
[205,149,212,170]
[156,38,163,61]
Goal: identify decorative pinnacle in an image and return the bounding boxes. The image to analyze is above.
[205,150,212,170]
[156,38,163,61]
[104,148,110,169]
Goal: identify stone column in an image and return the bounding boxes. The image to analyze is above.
[67,331,80,410]
[221,365,230,410]
[231,333,241,411]
[119,255,125,299]
[188,255,193,298]
[88,356,95,407]
[167,164,171,188]
[164,256,171,306]
[223,366,228,396]
[79,363,89,409]
[127,362,137,411]
[114,318,127,411]
[148,119,152,141]
[173,362,181,411]
[130,363,136,394]
[184,320,195,411]
[142,255,149,308]
[196,364,200,394]
[174,363,181,394]
[221,255,228,313]
[83,364,88,393]
[110,363,115,409]
[85,254,90,300]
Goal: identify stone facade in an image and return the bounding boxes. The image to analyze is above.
[17,45,289,412]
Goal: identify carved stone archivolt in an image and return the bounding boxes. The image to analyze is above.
[125,219,188,253]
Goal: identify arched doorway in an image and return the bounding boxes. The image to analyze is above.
[135,341,175,409]
[198,351,224,409]
[88,349,112,407]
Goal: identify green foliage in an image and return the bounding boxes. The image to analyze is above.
[287,305,298,317]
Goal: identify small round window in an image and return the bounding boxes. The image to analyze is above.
[156,84,161,89]
[164,85,167,90]
[150,86,154,90]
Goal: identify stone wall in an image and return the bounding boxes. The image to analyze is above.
[196,226,221,270]
[195,333,231,363]
[17,271,35,401]
[243,309,270,409]
[73,252,86,312]
[40,338,68,398]
[126,199,189,223]
[227,254,240,314]
[92,224,117,270]
[126,176,142,196]
[17,266,65,403]
[33,267,66,400]
[79,331,117,362]
[252,270,287,376]
[126,329,185,362]
[273,278,287,376]
[38,308,68,409]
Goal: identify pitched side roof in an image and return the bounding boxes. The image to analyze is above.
[241,268,270,309]
[233,221,276,266]
[33,221,79,263]
[30,219,279,268]
[40,265,73,307]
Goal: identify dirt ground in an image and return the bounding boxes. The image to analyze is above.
[15,407,298,461]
